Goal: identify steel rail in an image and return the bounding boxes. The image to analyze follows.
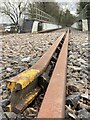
[38,30,69,118]
[7,31,66,113]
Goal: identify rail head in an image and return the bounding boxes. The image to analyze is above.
[7,69,39,92]
[38,30,69,118]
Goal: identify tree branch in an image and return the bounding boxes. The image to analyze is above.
[0,0,29,26]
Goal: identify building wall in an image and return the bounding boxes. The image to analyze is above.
[32,21,39,33]
[21,19,62,33]
[82,19,88,31]
[42,23,59,31]
[71,19,88,32]
[20,19,34,33]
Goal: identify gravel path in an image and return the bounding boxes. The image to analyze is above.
[66,29,90,119]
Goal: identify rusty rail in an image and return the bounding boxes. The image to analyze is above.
[38,30,69,118]
[7,31,67,113]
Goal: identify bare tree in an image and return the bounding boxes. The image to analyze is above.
[0,0,28,28]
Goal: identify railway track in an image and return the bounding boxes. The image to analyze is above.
[1,29,89,119]
[1,29,69,118]
[0,4,89,119]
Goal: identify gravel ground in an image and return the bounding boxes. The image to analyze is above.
[0,29,89,119]
[66,29,90,119]
[1,30,65,81]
